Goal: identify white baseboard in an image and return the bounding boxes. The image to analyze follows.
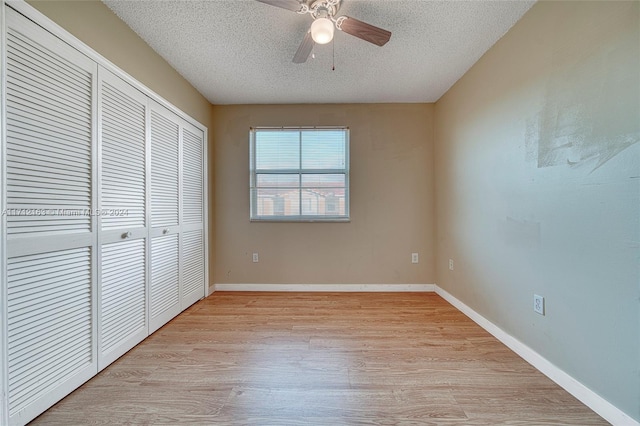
[213,283,435,292]
[434,286,638,426]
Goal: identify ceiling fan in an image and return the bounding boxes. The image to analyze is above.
[256,0,392,63]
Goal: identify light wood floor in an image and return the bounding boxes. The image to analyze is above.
[32,292,607,425]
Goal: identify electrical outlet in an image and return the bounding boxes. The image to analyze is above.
[448,259,454,271]
[252,252,259,263]
[534,294,544,315]
[411,253,419,264]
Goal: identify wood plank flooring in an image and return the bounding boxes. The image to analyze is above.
[31,292,607,425]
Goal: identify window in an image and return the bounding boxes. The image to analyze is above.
[250,127,349,221]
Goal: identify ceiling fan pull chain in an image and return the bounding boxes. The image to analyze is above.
[332,36,335,71]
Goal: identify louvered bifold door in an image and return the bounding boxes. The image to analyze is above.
[4,8,98,425]
[181,124,205,308]
[97,68,148,370]
[149,102,181,332]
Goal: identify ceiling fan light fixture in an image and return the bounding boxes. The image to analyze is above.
[311,17,334,44]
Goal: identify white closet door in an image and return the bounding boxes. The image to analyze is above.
[97,69,148,370]
[181,125,205,307]
[149,102,181,332]
[4,8,98,425]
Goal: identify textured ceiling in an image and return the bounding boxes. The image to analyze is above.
[102,0,535,105]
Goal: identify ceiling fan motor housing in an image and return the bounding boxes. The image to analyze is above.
[307,0,342,19]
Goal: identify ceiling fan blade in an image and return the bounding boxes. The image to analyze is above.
[293,30,314,63]
[255,0,303,12]
[338,16,392,47]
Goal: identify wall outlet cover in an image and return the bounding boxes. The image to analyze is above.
[534,294,544,315]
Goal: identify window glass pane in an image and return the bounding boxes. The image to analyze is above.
[301,174,345,188]
[254,188,300,216]
[301,131,346,169]
[300,189,346,216]
[257,174,299,188]
[255,131,299,170]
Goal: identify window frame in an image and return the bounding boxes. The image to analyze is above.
[249,126,350,222]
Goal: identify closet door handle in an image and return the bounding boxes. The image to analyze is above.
[163,228,169,235]
[122,231,132,239]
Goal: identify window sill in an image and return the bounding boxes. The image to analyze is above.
[250,217,351,223]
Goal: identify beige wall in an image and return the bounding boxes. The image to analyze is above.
[213,104,435,285]
[434,1,639,421]
[26,0,216,287]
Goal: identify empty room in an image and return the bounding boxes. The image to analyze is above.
[0,0,638,425]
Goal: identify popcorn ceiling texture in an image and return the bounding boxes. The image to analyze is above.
[102,0,535,105]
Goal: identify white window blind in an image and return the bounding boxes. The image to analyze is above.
[250,127,349,221]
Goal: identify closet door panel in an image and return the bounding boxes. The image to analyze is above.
[99,239,146,368]
[7,248,93,422]
[5,10,94,239]
[149,233,180,333]
[97,69,148,370]
[182,230,204,307]
[150,107,179,229]
[4,8,98,425]
[182,127,204,226]
[99,70,146,231]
